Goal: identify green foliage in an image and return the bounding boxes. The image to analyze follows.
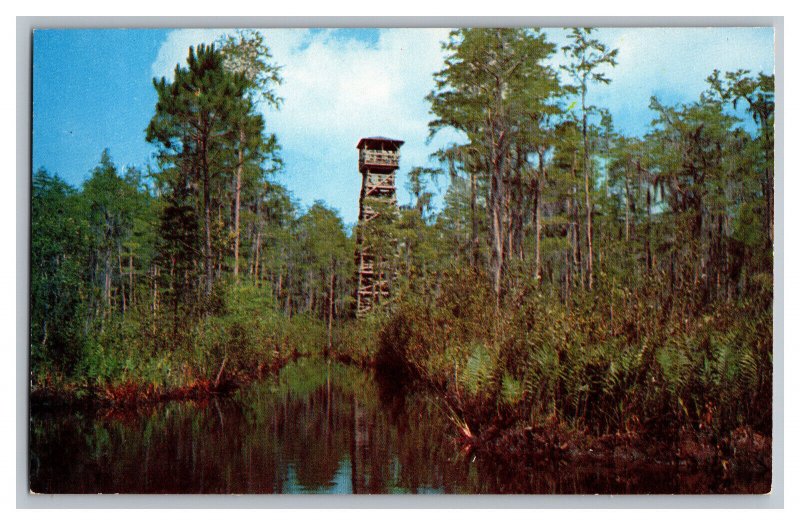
[331,312,384,365]
[461,344,496,398]
[377,266,772,438]
[500,374,523,407]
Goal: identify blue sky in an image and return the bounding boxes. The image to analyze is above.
[32,27,775,226]
[33,29,167,186]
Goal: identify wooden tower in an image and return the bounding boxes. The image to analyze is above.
[354,136,404,318]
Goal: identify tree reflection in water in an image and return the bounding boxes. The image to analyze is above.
[30,358,756,494]
[30,359,468,494]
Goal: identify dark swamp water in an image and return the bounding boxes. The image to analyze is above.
[29,358,768,494]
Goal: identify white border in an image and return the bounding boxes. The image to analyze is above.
[7,5,791,514]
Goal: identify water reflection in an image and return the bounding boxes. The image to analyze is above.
[30,359,472,494]
[29,358,765,494]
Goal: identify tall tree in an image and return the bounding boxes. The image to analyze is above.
[561,28,618,290]
[428,28,557,307]
[217,30,283,280]
[147,44,258,300]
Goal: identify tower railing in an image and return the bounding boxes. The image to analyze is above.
[359,150,400,169]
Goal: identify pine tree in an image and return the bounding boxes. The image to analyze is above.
[146,44,257,301]
[217,30,283,280]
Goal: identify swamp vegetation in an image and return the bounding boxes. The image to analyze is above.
[30,29,774,493]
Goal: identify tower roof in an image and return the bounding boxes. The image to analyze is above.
[357,136,404,150]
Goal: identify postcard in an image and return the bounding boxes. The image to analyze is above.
[28,26,775,495]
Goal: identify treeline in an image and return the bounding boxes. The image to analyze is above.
[30,31,354,393]
[373,28,774,450]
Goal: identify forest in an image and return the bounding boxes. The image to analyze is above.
[30,28,774,477]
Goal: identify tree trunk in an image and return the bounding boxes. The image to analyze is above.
[571,152,583,289]
[490,162,505,309]
[253,230,261,287]
[327,268,335,352]
[645,187,652,272]
[564,247,571,306]
[533,180,541,284]
[470,170,479,268]
[506,182,514,265]
[129,254,134,308]
[624,173,631,243]
[489,124,507,310]
[582,99,594,290]
[202,137,214,297]
[233,126,245,280]
[104,249,112,315]
[152,264,159,324]
[761,118,774,248]
[534,147,545,284]
[506,148,525,263]
[306,270,314,314]
[285,270,293,317]
[118,252,126,314]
